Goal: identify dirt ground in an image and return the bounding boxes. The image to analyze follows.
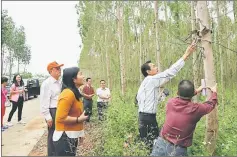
[1,97,103,156]
[28,120,103,156]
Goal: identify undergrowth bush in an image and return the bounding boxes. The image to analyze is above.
[91,85,237,156]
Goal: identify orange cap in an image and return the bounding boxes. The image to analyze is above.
[47,61,64,72]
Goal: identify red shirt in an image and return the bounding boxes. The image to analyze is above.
[160,92,217,147]
[82,85,94,100]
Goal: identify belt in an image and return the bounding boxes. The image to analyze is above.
[139,112,156,116]
[162,136,186,148]
[84,98,92,100]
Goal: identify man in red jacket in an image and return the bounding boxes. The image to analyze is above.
[151,80,217,156]
[82,77,95,122]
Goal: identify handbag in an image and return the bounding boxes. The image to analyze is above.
[2,89,11,107]
[5,98,11,107]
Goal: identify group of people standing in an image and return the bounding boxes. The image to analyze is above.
[81,78,111,122]
[1,41,218,156]
[1,74,27,132]
[40,61,111,156]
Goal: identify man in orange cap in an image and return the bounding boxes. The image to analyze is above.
[40,61,64,156]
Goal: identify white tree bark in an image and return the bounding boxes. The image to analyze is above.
[197,1,218,155]
[117,3,125,95]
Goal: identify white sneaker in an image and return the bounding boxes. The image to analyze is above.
[18,120,26,124]
[6,122,13,127]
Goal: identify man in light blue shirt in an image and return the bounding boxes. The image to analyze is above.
[137,41,197,150]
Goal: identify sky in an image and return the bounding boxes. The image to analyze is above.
[2,1,234,76]
[2,1,82,75]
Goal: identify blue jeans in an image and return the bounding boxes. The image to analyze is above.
[151,136,188,156]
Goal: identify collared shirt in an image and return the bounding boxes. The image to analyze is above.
[96,87,111,102]
[40,76,62,121]
[82,84,95,100]
[137,58,185,114]
[160,92,217,147]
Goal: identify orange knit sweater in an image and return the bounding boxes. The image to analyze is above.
[55,89,84,131]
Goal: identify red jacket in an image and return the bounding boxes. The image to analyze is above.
[160,92,217,147]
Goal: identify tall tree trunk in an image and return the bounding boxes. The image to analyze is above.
[164,1,170,72]
[24,64,27,73]
[175,0,180,36]
[233,0,237,22]
[117,2,125,95]
[9,50,13,82]
[104,10,111,89]
[121,4,126,93]
[139,1,143,83]
[216,1,224,113]
[154,1,161,71]
[191,1,199,102]
[1,47,4,76]
[197,1,218,155]
[17,57,20,73]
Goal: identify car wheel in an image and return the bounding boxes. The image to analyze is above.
[34,95,38,98]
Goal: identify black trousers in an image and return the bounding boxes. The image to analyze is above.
[138,112,159,150]
[83,98,93,121]
[53,132,78,156]
[47,108,56,156]
[7,96,24,122]
[97,102,108,120]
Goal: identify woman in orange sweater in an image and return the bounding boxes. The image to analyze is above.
[53,67,88,156]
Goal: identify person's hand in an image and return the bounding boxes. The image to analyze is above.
[186,40,196,54]
[80,137,84,143]
[78,111,88,122]
[19,90,24,94]
[207,83,217,93]
[47,119,53,128]
[89,94,94,98]
[182,40,197,61]
[78,137,85,146]
[196,85,205,94]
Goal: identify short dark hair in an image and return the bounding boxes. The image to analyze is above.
[1,77,8,84]
[178,80,195,99]
[86,77,91,82]
[141,60,151,77]
[100,80,105,83]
